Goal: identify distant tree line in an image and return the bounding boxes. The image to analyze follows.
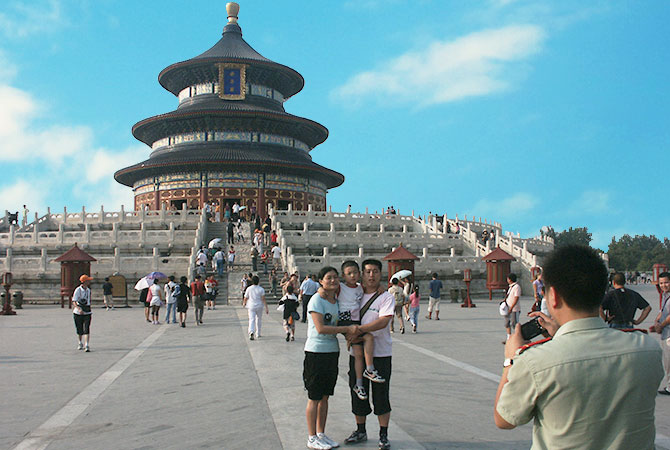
[607,235,670,271]
[543,226,669,271]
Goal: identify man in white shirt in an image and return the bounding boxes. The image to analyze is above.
[503,273,521,343]
[214,248,225,276]
[164,275,178,324]
[232,202,240,221]
[344,259,394,450]
[271,243,282,270]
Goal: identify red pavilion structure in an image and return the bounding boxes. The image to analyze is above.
[114,3,344,216]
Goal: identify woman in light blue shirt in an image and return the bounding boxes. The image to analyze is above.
[304,266,357,450]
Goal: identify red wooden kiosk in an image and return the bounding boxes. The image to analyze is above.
[54,244,96,308]
[382,244,419,285]
[482,247,516,300]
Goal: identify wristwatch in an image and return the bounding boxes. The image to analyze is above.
[503,358,514,368]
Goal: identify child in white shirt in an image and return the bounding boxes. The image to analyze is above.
[332,260,386,401]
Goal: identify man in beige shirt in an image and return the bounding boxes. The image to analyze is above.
[494,245,663,449]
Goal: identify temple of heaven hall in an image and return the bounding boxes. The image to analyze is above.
[114,2,344,215]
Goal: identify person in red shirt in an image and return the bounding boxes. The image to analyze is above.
[270,230,278,245]
[190,275,206,325]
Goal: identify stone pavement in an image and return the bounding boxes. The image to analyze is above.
[2,285,669,450]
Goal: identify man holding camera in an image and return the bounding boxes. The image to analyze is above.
[494,245,663,449]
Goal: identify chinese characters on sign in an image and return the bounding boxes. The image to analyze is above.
[218,63,246,100]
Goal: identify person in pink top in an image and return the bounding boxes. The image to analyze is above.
[409,286,421,333]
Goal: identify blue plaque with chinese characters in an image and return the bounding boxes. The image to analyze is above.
[218,63,246,100]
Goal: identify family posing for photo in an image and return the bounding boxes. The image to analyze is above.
[303,259,395,450]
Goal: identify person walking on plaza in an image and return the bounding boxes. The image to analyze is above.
[278,285,299,341]
[214,248,225,276]
[344,259,394,450]
[176,276,191,327]
[149,279,163,324]
[599,272,651,329]
[502,273,521,343]
[140,287,151,323]
[73,275,94,352]
[303,266,357,450]
[271,243,282,270]
[205,275,218,310]
[251,245,259,272]
[227,245,235,270]
[409,285,420,333]
[532,272,544,312]
[269,269,278,296]
[232,201,240,221]
[426,272,443,320]
[191,275,205,326]
[102,277,114,310]
[243,275,268,340]
[227,220,235,244]
[299,273,319,323]
[402,276,412,322]
[494,245,663,449]
[652,271,670,395]
[164,275,178,324]
[388,278,406,334]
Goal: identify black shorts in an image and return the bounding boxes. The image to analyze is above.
[303,351,339,400]
[349,355,392,416]
[177,300,188,313]
[73,314,91,335]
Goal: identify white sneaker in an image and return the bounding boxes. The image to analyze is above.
[317,433,340,448]
[307,435,331,449]
[77,343,83,350]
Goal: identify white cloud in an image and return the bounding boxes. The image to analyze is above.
[0,0,65,39]
[0,84,93,162]
[0,50,137,212]
[0,49,17,81]
[472,192,539,221]
[571,190,611,215]
[0,179,47,214]
[86,146,145,183]
[331,24,545,108]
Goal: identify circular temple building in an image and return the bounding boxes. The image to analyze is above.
[114,3,344,215]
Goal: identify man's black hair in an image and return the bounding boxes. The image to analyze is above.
[612,272,626,286]
[508,273,517,283]
[432,272,438,279]
[104,277,109,281]
[287,285,294,294]
[659,272,670,280]
[251,275,260,285]
[542,245,608,312]
[361,259,382,271]
[341,260,360,273]
[168,275,175,281]
[318,266,339,281]
[195,275,201,279]
[180,276,187,283]
[391,278,399,285]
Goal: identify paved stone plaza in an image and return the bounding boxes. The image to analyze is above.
[3,287,669,449]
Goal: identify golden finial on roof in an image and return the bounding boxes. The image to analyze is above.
[226,2,240,23]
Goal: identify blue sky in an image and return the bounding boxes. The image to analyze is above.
[0,0,668,249]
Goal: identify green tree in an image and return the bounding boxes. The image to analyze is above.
[607,234,670,271]
[554,227,592,249]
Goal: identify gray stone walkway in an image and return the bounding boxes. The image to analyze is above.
[2,285,669,449]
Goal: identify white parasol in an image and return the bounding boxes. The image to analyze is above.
[391,269,412,281]
[208,238,223,249]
